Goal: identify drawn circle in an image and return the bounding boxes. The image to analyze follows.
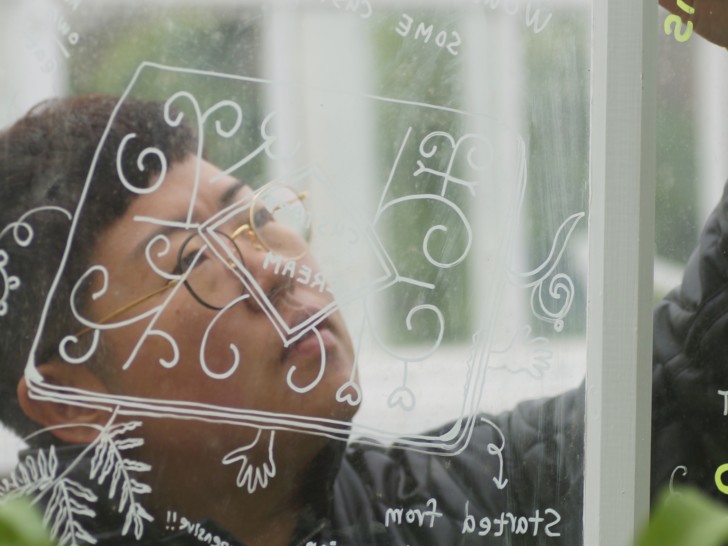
[715,463,728,494]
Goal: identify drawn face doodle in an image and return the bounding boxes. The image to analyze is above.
[87,155,358,455]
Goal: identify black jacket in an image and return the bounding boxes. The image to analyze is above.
[651,183,728,502]
[10,389,583,546]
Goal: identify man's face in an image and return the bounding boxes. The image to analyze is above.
[87,155,358,448]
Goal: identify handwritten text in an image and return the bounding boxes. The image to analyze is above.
[462,502,561,537]
[396,14,462,57]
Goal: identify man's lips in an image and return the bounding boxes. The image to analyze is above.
[281,300,340,359]
[283,324,336,365]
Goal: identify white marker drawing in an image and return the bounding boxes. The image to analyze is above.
[89,420,153,540]
[388,362,417,412]
[480,417,509,490]
[490,325,553,377]
[510,212,584,332]
[0,206,73,316]
[20,62,529,454]
[286,327,327,394]
[222,430,277,494]
[669,465,688,495]
[0,412,153,543]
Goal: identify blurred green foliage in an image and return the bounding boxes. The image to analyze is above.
[636,488,728,546]
[0,499,54,546]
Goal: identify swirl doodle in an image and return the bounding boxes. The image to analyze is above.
[286,327,327,394]
[413,131,492,197]
[116,133,169,195]
[0,206,72,317]
[0,251,20,317]
[199,294,251,380]
[211,111,300,182]
[510,212,584,332]
[377,194,472,269]
[480,417,509,490]
[669,465,687,495]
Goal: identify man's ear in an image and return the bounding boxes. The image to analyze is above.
[17,360,110,444]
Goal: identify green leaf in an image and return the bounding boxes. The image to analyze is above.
[637,488,728,546]
[0,498,55,546]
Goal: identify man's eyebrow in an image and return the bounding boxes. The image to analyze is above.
[131,218,194,261]
[130,181,246,260]
[220,180,246,206]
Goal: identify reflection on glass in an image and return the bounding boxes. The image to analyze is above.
[0,1,591,545]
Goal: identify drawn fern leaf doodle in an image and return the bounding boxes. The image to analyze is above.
[44,479,98,545]
[89,421,153,539]
[0,445,58,499]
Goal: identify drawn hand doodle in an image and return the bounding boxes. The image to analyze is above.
[222,430,277,494]
[480,417,509,490]
[491,325,553,378]
[669,465,687,495]
[509,212,584,332]
[0,446,99,546]
[89,420,153,540]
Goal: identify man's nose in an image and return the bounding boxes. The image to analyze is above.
[239,245,296,307]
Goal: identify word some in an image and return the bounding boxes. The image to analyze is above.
[664,0,695,43]
[395,14,462,57]
[462,502,561,537]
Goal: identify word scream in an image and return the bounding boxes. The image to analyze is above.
[664,0,695,43]
[263,252,331,293]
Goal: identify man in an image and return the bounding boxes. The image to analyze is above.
[0,95,582,546]
[1,10,726,545]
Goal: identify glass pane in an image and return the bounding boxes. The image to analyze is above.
[0,1,590,544]
[652,0,728,512]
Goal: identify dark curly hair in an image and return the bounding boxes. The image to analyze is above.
[0,95,196,441]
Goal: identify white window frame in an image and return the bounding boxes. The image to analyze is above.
[584,0,656,543]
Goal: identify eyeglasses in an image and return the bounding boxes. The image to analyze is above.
[73,184,311,338]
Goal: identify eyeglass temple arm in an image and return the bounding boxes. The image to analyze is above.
[73,279,178,338]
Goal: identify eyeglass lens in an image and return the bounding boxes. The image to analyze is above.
[251,186,311,259]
